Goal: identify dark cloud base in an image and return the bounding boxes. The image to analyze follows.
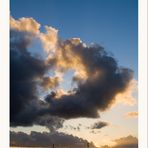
[10,131,96,148]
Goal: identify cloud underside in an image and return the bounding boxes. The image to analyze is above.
[10,16,136,129]
[10,131,95,148]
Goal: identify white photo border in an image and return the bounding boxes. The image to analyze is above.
[0,0,147,147]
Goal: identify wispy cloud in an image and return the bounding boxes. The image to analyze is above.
[115,79,137,106]
[91,121,109,129]
[124,112,138,118]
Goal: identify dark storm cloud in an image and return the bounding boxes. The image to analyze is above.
[10,17,134,128]
[10,131,96,148]
[36,115,64,132]
[43,40,133,119]
[11,30,45,125]
[10,29,63,130]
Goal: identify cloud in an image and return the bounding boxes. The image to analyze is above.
[10,131,96,148]
[10,27,63,130]
[91,121,109,129]
[99,135,138,148]
[41,76,60,90]
[112,135,138,148]
[11,29,46,125]
[115,79,137,106]
[43,40,134,118]
[10,16,136,128]
[124,112,138,118]
[10,16,40,34]
[10,16,58,52]
[40,26,58,52]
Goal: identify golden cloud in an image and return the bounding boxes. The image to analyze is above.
[124,111,138,118]
[41,76,60,90]
[10,16,40,34]
[114,79,137,106]
[100,135,138,148]
[40,26,58,52]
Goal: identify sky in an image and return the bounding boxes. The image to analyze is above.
[10,0,138,147]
